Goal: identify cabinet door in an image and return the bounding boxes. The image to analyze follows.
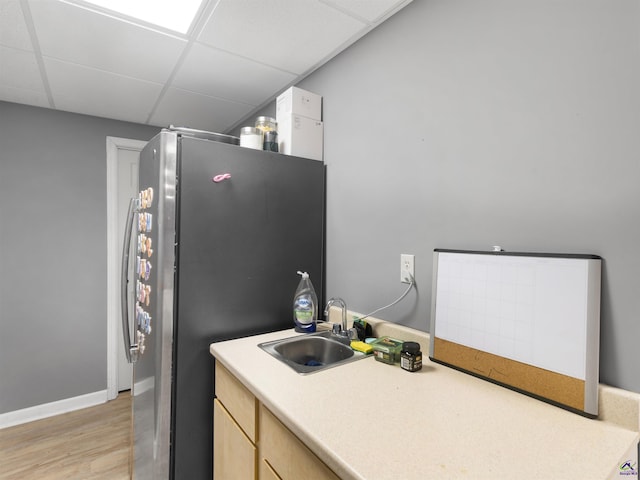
[259,459,283,480]
[259,405,340,480]
[213,399,256,480]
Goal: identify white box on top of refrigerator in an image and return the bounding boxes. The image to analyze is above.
[278,114,324,161]
[276,87,322,121]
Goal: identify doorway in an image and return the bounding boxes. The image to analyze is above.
[106,136,146,400]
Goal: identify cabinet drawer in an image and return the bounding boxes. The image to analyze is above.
[215,362,257,443]
[259,404,340,480]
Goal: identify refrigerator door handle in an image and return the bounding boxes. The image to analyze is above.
[121,197,139,364]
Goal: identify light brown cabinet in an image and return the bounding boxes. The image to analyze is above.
[259,404,340,480]
[213,362,340,480]
[259,458,282,480]
[213,399,256,480]
[213,363,257,480]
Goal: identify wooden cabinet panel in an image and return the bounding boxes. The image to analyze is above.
[213,399,256,480]
[214,362,340,480]
[259,459,283,480]
[215,362,257,442]
[259,405,340,480]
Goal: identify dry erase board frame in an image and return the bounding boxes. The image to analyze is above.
[429,249,602,417]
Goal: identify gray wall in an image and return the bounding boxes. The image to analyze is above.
[247,0,639,392]
[0,101,159,413]
[1,0,638,414]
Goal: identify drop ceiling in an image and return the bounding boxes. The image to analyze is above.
[0,0,413,133]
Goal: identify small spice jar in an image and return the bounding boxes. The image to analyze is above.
[239,126,263,150]
[255,116,277,133]
[263,130,279,152]
[400,342,422,372]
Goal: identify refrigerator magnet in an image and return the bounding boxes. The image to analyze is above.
[212,173,231,183]
[139,259,146,279]
[144,261,152,281]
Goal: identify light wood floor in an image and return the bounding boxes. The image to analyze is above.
[0,393,131,480]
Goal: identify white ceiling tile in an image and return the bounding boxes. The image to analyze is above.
[0,84,50,109]
[0,46,45,92]
[29,0,187,83]
[321,0,410,23]
[198,0,367,74]
[0,0,413,128]
[44,58,163,124]
[0,0,33,50]
[150,87,255,133]
[173,43,296,105]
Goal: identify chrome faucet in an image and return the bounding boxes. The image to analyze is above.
[324,297,348,340]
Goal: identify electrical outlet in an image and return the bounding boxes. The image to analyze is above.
[400,254,415,283]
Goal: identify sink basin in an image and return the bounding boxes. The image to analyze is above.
[258,331,366,374]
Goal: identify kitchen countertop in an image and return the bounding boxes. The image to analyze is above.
[210,319,639,480]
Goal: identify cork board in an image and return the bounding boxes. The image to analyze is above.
[429,249,602,417]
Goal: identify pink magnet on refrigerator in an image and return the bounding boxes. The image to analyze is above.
[212,173,231,183]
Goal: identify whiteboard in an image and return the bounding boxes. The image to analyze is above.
[430,249,602,415]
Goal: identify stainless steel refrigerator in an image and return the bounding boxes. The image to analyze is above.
[120,127,324,479]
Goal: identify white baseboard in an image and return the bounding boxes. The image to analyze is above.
[0,390,109,429]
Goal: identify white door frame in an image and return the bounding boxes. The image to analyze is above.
[106,136,147,400]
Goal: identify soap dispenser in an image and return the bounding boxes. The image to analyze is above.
[293,271,318,333]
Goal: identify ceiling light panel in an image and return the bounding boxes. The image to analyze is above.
[80,0,204,34]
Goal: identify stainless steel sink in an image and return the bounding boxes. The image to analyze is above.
[258,331,366,374]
